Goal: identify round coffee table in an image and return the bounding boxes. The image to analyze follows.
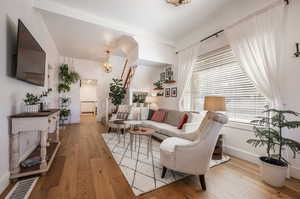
[128,127,155,158]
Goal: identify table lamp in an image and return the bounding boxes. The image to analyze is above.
[204,96,226,112]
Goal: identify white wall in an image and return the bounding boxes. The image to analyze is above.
[0,0,59,193]
[175,0,300,179]
[61,56,126,123]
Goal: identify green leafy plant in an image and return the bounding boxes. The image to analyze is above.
[60,108,71,119]
[247,108,300,166]
[58,64,80,93]
[133,94,139,103]
[109,78,126,108]
[153,80,164,89]
[24,93,40,105]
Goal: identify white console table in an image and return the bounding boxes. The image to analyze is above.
[10,109,60,179]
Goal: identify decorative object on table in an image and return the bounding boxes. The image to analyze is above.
[156,91,164,97]
[23,93,40,113]
[171,87,177,97]
[204,96,226,112]
[153,80,164,90]
[101,132,229,196]
[109,78,126,112]
[247,107,300,187]
[294,43,300,57]
[160,72,166,82]
[166,0,191,7]
[39,88,52,111]
[165,66,176,84]
[165,88,170,97]
[103,50,113,73]
[57,63,80,93]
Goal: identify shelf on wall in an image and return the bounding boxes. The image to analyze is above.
[164,80,176,84]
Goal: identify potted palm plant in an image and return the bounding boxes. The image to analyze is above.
[247,107,300,187]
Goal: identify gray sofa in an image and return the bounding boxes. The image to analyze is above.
[141,109,206,140]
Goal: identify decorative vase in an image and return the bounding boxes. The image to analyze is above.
[25,104,40,113]
[259,157,288,187]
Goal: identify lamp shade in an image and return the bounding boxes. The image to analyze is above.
[204,96,226,111]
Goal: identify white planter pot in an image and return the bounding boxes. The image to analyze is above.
[25,104,40,113]
[259,157,287,187]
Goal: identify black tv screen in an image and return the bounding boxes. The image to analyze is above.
[16,20,46,86]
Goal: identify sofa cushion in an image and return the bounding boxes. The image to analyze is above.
[142,120,183,137]
[160,137,193,153]
[177,114,189,129]
[160,109,186,127]
[151,110,166,122]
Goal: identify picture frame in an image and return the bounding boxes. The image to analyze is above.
[171,87,177,97]
[165,88,170,97]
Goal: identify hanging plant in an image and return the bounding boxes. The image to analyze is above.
[58,64,80,93]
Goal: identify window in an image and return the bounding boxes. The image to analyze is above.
[190,46,268,122]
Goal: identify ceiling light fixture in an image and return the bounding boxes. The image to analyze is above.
[103,50,112,73]
[166,0,191,6]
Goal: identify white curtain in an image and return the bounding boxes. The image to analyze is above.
[225,2,285,108]
[177,46,198,111]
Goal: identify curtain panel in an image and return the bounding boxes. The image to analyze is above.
[225,2,286,108]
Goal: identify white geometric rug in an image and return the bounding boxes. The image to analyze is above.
[101,133,230,196]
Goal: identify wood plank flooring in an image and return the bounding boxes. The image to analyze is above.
[1,115,300,199]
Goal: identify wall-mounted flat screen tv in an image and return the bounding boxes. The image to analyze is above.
[16,19,46,86]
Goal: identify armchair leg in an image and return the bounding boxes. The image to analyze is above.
[161,167,167,178]
[199,175,206,191]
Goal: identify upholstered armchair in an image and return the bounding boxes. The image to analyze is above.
[159,111,228,190]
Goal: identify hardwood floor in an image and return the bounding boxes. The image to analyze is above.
[1,115,300,199]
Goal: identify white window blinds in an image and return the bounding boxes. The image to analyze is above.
[191,46,268,122]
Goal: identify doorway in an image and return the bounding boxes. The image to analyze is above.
[80,79,98,119]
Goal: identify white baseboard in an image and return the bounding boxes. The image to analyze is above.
[0,172,10,195]
[224,145,300,180]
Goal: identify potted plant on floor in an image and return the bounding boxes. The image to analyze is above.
[109,78,126,113]
[247,107,300,187]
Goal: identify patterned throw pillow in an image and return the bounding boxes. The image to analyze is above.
[116,112,129,120]
[151,110,166,123]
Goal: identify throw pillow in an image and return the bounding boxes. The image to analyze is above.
[177,114,189,129]
[147,109,155,120]
[117,112,129,120]
[151,110,166,123]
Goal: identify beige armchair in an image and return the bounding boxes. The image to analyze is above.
[159,111,228,190]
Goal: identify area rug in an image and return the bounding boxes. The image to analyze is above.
[101,133,230,196]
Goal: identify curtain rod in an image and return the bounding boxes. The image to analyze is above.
[176,0,289,54]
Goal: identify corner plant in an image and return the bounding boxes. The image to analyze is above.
[109,78,126,110]
[153,80,164,89]
[58,64,80,93]
[247,108,300,166]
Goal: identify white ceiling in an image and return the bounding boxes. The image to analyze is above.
[45,0,235,41]
[41,11,138,61]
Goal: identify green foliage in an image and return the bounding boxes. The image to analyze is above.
[24,93,40,105]
[153,80,164,89]
[247,108,300,164]
[60,108,70,119]
[109,78,126,106]
[133,94,139,103]
[58,64,80,93]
